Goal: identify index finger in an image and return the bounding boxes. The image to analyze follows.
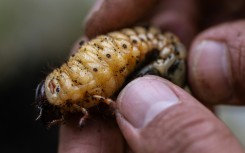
[84,0,158,38]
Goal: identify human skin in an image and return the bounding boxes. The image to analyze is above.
[58,0,245,152]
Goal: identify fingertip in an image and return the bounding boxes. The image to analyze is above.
[189,39,233,104]
[189,21,245,105]
[84,0,158,38]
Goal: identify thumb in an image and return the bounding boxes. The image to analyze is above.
[189,20,245,105]
[116,76,244,153]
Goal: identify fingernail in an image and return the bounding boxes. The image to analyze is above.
[191,40,232,103]
[117,76,180,128]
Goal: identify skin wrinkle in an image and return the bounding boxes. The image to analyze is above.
[59,126,100,152]
[227,29,245,99]
[59,117,125,153]
[223,23,245,100]
[116,76,244,153]
[139,103,242,153]
[176,118,226,153]
[98,120,103,153]
[65,142,96,153]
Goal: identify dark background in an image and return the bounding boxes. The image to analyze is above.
[0,1,94,152]
[0,1,244,153]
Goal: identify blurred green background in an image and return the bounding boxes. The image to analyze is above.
[0,0,95,84]
[0,0,244,152]
[0,0,95,152]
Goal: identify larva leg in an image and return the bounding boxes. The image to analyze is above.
[71,104,89,127]
[47,115,65,129]
[92,95,116,109]
[35,106,43,121]
[79,108,89,127]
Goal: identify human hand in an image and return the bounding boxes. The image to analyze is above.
[58,0,245,152]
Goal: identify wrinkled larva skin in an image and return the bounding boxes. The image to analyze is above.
[35,26,187,126]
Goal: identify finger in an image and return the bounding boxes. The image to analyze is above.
[58,117,124,153]
[189,20,245,105]
[199,0,245,28]
[84,0,158,38]
[150,0,199,46]
[116,75,244,153]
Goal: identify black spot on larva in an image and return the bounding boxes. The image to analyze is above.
[71,54,75,57]
[93,68,98,72]
[56,87,60,93]
[122,44,127,49]
[119,66,126,73]
[132,39,137,44]
[106,54,111,58]
[77,60,82,64]
[79,40,84,46]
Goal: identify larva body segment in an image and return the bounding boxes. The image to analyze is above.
[35,26,187,126]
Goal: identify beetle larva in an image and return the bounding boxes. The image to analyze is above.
[35,26,187,127]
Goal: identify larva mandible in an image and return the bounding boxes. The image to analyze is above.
[35,26,187,127]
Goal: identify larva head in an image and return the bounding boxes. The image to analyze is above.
[44,75,62,105]
[35,80,62,126]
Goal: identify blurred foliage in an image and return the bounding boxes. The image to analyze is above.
[0,0,95,85]
[0,1,95,153]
